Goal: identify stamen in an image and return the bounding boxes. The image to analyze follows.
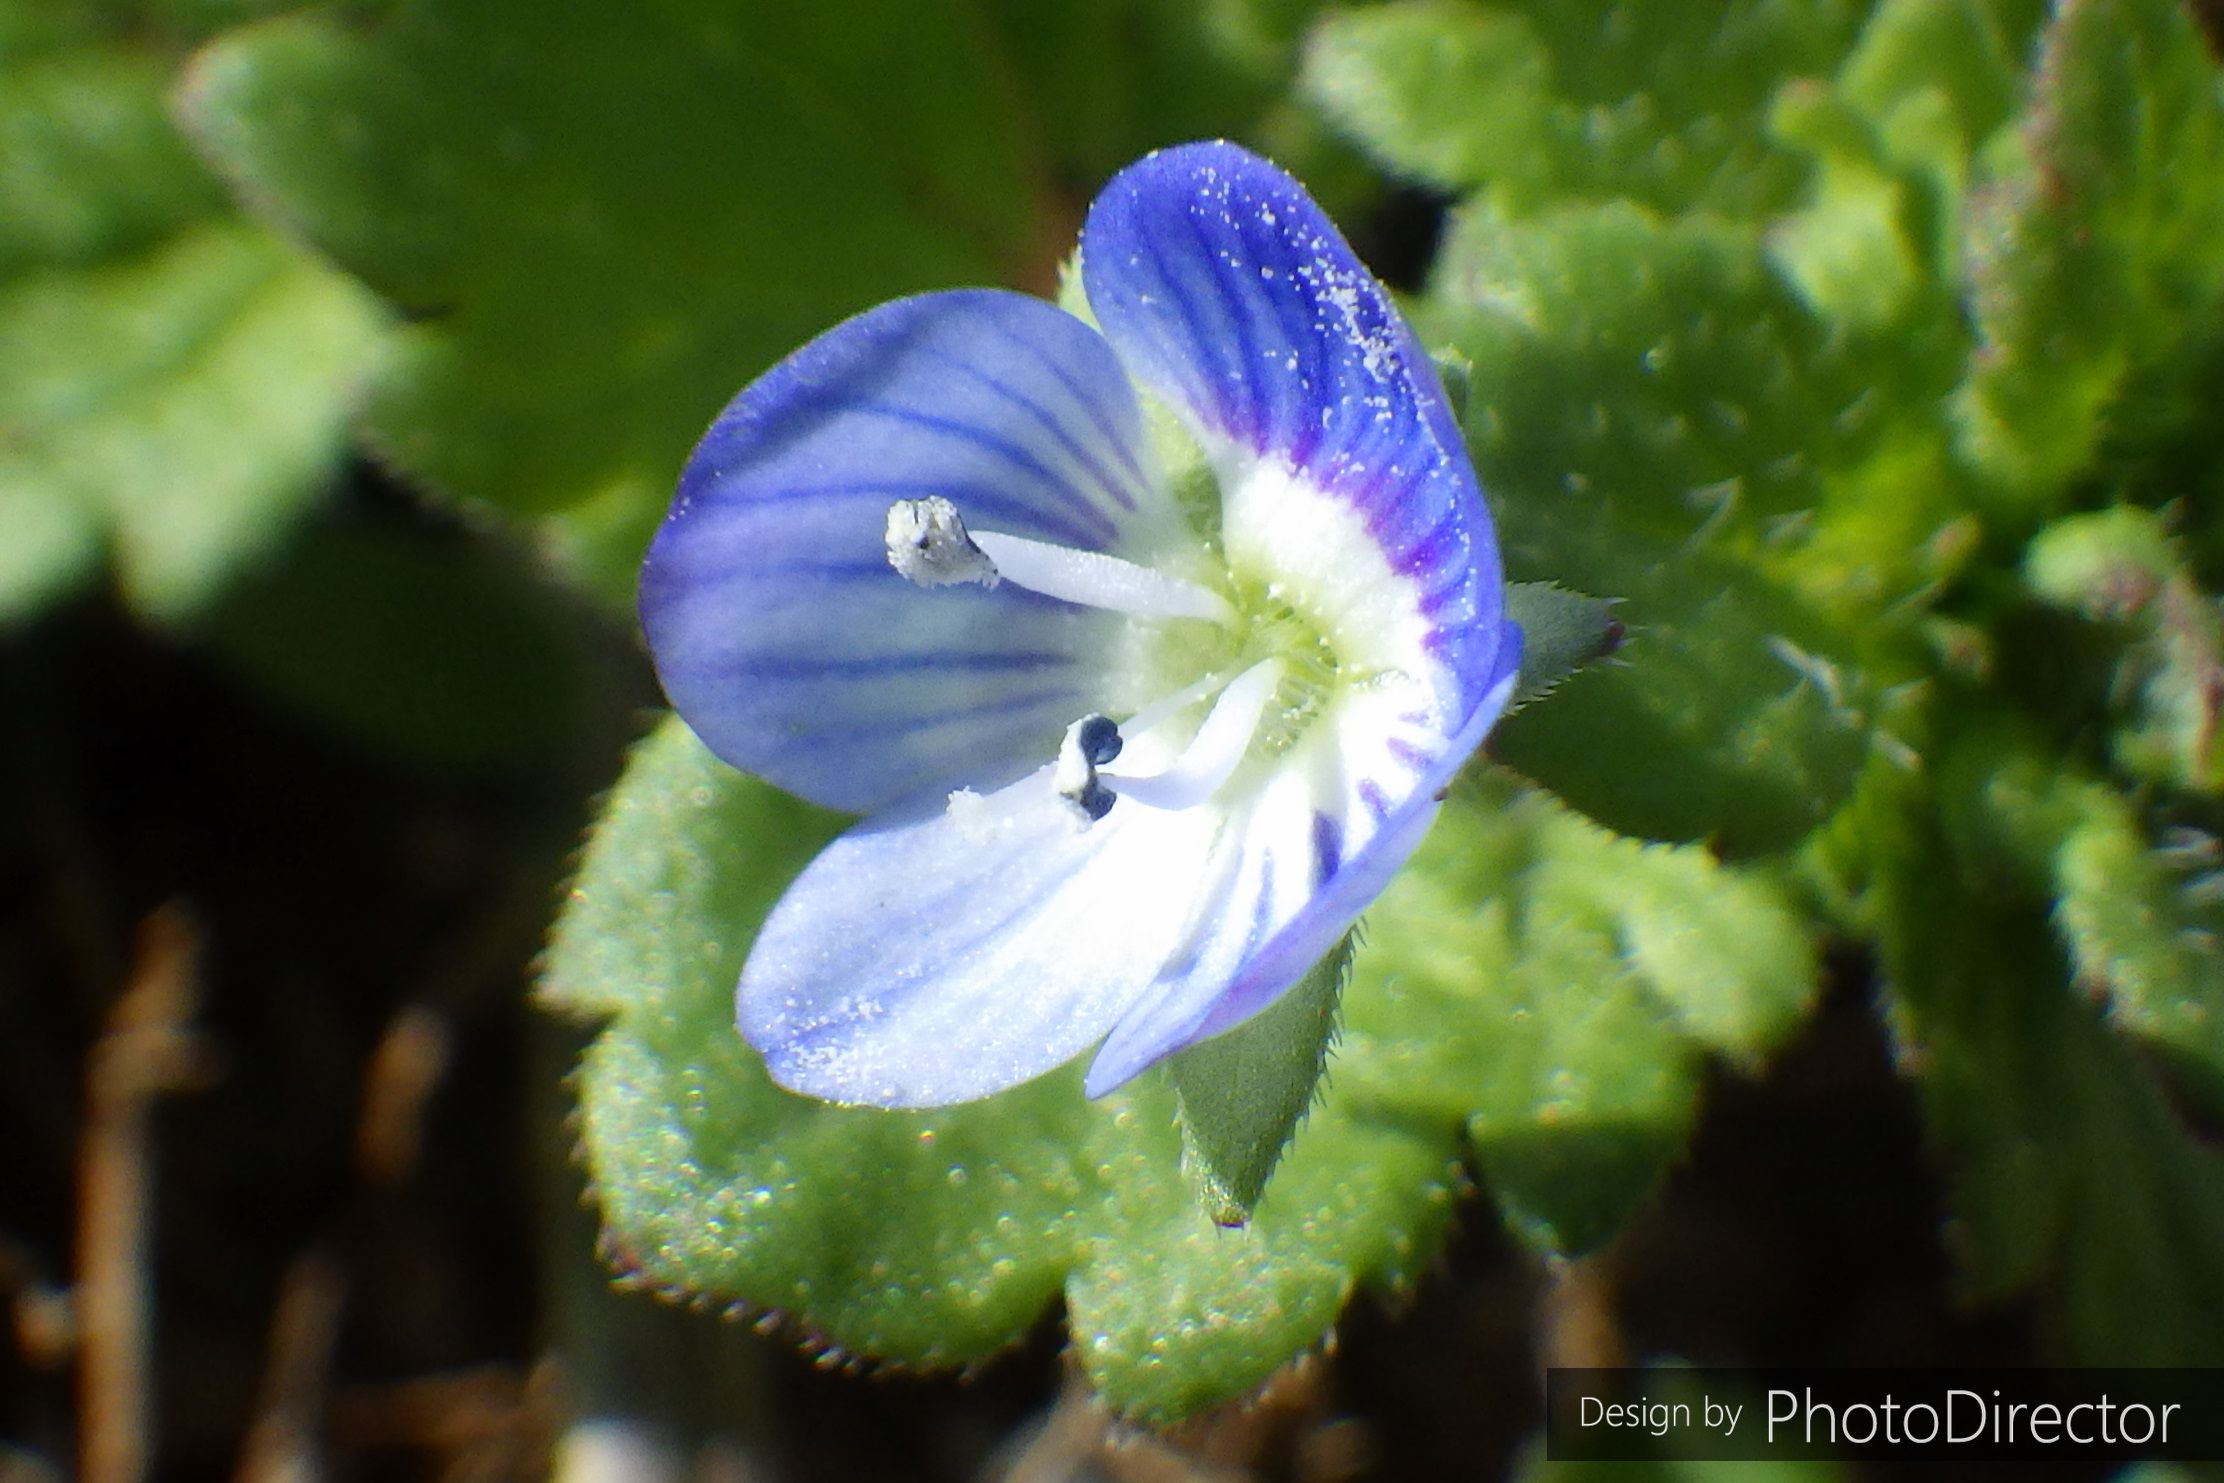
[1052,714,1124,824]
[1104,659,1283,812]
[1120,668,1237,742]
[884,497,1233,625]
[886,496,999,587]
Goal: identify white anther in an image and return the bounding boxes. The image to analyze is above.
[886,497,1000,587]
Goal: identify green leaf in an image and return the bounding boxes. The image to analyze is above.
[177,1,1047,602]
[1427,198,1963,851]
[1782,0,2052,299]
[1835,0,2046,154]
[1304,0,1869,219]
[1065,1069,1461,1423]
[1954,0,2224,505]
[548,717,1468,1423]
[2025,506,2224,796]
[1489,538,1885,854]
[2054,791,2224,1115]
[1167,933,1348,1227]
[0,6,380,626]
[1433,190,1974,591]
[1934,726,2224,1116]
[550,722,1815,1418]
[1301,1,1559,199]
[1763,84,1925,334]
[1871,753,2224,1364]
[0,33,224,273]
[1343,773,1818,1253]
[0,219,381,625]
[177,0,1291,606]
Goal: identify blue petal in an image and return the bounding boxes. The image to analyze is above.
[741,774,1226,1107]
[1083,644,1521,1096]
[1081,142,1506,707]
[641,290,1178,813]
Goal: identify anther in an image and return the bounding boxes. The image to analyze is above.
[1075,714,1124,766]
[885,496,1000,587]
[1054,713,1124,824]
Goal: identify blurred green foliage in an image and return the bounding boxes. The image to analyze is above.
[0,0,378,625]
[175,0,1317,600]
[17,0,2224,1432]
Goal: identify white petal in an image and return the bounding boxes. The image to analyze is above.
[739,768,1223,1107]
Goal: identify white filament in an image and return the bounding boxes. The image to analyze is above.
[1104,659,1282,812]
[1119,668,1238,743]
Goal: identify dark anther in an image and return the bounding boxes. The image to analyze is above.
[1076,714,1123,767]
[1080,781,1118,821]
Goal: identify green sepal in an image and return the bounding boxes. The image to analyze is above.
[1503,581,1622,711]
[1168,933,1351,1227]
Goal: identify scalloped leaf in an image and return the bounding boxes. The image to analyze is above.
[549,720,1818,1417]
[1345,772,1817,1254]
[545,717,1468,1422]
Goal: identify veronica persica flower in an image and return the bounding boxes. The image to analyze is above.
[640,142,1521,1108]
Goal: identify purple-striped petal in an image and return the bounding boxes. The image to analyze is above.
[742,772,1226,1107]
[1081,141,1507,709]
[641,290,1182,813]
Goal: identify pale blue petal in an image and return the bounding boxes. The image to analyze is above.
[641,290,1174,813]
[741,771,1226,1108]
[1081,142,1506,707]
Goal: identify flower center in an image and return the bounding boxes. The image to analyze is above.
[884,495,1340,825]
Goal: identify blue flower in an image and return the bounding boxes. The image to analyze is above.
[640,142,1521,1108]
